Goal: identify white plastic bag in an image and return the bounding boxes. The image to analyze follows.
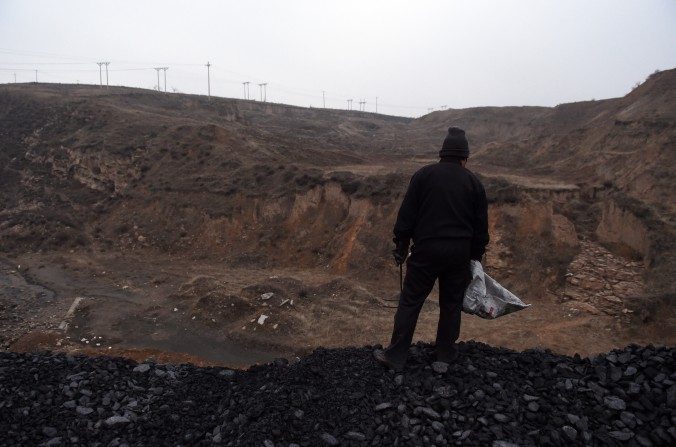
[463,260,530,319]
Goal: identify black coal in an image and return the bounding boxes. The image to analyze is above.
[1,341,674,446]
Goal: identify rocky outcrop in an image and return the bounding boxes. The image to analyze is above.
[561,240,645,317]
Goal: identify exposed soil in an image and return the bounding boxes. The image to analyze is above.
[0,70,674,368]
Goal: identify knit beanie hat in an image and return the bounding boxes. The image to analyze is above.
[439,127,469,158]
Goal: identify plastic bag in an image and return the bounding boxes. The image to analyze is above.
[463,260,530,319]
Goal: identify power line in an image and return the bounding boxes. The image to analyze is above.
[0,48,437,115]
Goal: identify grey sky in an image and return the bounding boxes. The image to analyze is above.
[1,0,674,116]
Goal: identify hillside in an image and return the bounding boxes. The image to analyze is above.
[0,70,674,366]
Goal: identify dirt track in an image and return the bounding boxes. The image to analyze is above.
[3,249,673,368]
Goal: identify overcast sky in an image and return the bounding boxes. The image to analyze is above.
[0,0,674,116]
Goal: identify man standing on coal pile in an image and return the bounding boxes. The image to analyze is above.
[375,127,489,370]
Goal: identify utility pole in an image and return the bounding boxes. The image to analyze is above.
[14,72,16,83]
[347,99,352,110]
[375,96,378,113]
[322,90,326,108]
[35,69,38,83]
[103,62,110,87]
[161,67,168,92]
[258,83,267,102]
[97,62,103,87]
[205,61,211,99]
[154,68,162,91]
[242,82,247,99]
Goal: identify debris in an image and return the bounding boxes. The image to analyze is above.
[257,314,269,325]
[261,292,274,300]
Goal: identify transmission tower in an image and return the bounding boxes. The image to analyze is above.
[154,68,162,91]
[347,99,353,110]
[161,67,168,92]
[103,62,110,87]
[97,62,104,87]
[258,83,267,102]
[205,62,211,99]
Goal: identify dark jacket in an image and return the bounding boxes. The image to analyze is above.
[393,160,489,261]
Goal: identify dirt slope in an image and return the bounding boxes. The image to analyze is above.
[0,70,674,364]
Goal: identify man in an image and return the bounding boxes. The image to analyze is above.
[375,127,489,370]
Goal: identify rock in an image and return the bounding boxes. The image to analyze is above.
[562,426,577,441]
[263,440,274,447]
[257,314,269,325]
[75,406,93,416]
[635,435,653,447]
[0,342,672,447]
[527,402,539,412]
[609,431,634,441]
[624,366,638,376]
[604,396,626,410]
[104,416,130,426]
[218,369,236,378]
[345,431,366,441]
[494,413,509,423]
[418,407,441,420]
[431,362,448,374]
[42,427,57,437]
[566,414,580,425]
[260,292,274,300]
[320,433,339,445]
[132,364,150,373]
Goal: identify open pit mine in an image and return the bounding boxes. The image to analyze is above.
[0,69,674,446]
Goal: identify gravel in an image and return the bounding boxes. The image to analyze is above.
[0,341,674,446]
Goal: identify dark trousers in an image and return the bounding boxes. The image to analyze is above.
[385,240,471,366]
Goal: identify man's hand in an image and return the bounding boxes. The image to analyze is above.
[392,238,409,266]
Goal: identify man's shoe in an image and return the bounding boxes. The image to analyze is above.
[374,349,404,371]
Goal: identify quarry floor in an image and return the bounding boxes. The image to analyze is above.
[2,250,673,369]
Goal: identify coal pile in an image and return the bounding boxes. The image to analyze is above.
[1,342,674,446]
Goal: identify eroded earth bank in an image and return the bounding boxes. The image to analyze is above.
[0,70,674,368]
